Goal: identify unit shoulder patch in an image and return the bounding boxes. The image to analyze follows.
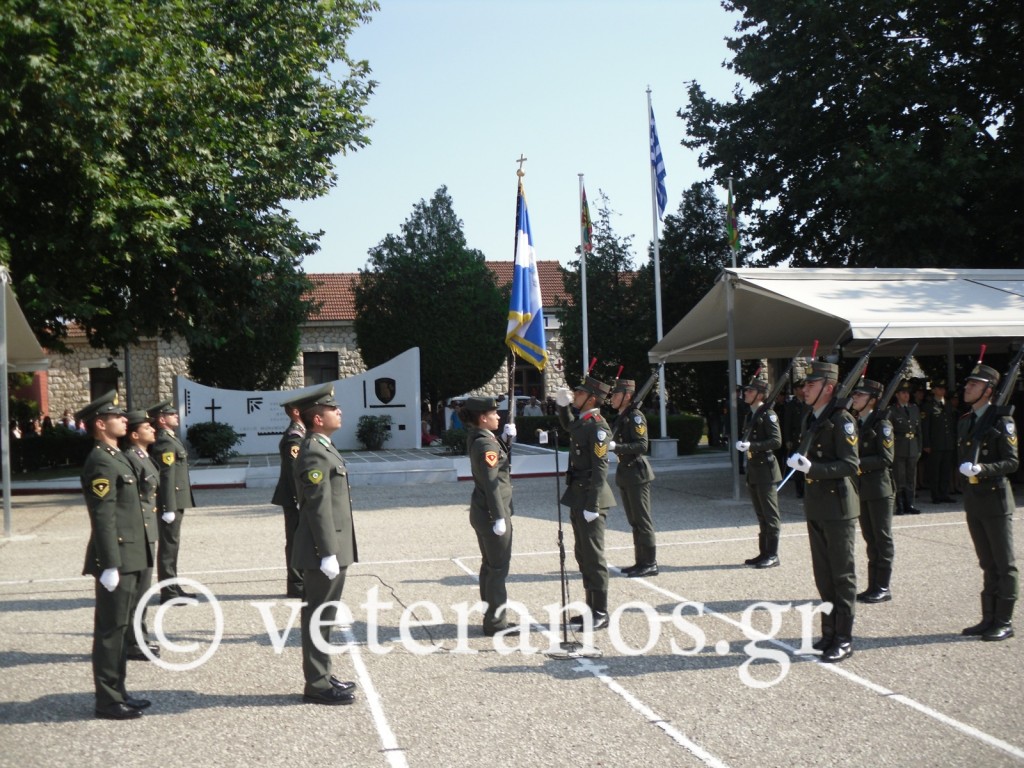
[768,412,778,423]
[306,469,324,485]
[161,452,175,466]
[596,429,607,443]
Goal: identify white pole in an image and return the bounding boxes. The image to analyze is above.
[1,266,13,537]
[647,88,668,438]
[579,173,589,379]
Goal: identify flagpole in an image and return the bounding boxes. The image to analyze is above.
[578,173,589,380]
[647,88,668,438]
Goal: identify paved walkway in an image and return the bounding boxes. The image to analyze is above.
[1,469,1022,767]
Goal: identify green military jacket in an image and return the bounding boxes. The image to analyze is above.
[81,442,152,576]
[957,407,1019,516]
[856,412,895,502]
[801,406,860,521]
[150,428,195,513]
[292,432,358,569]
[612,406,655,488]
[743,405,782,486]
[921,398,957,452]
[557,405,616,511]
[890,403,922,458]
[271,420,305,509]
[467,426,513,523]
[123,446,160,546]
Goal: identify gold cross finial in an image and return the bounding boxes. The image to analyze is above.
[516,154,527,177]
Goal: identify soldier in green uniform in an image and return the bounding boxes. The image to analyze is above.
[147,399,196,602]
[957,363,1018,641]
[290,384,358,704]
[786,361,859,663]
[850,380,896,604]
[461,396,516,635]
[782,375,808,498]
[736,375,783,569]
[271,401,306,598]
[610,378,658,577]
[891,382,922,515]
[922,379,957,503]
[555,375,615,630]
[78,391,154,720]
[120,410,161,660]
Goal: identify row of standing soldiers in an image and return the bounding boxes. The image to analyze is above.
[739,359,1017,665]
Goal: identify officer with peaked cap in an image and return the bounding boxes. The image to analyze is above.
[460,396,516,636]
[119,410,161,660]
[957,363,1018,641]
[786,361,860,663]
[290,383,358,703]
[850,379,896,604]
[554,375,616,630]
[271,398,306,598]
[736,374,783,569]
[147,399,195,602]
[922,378,957,503]
[891,381,922,515]
[610,378,658,577]
[77,391,154,719]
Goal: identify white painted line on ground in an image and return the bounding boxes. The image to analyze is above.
[449,556,732,768]
[630,576,1024,763]
[341,625,409,768]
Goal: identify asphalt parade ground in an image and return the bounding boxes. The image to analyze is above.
[1,457,1022,768]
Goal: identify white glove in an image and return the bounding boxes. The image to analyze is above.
[502,423,517,439]
[99,568,120,592]
[555,388,572,407]
[583,509,599,523]
[959,462,982,477]
[320,554,341,580]
[492,518,507,536]
[792,454,812,473]
[161,511,175,523]
[736,440,751,452]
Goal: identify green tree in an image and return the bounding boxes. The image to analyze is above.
[653,182,736,438]
[682,0,1023,269]
[559,192,654,387]
[353,186,507,411]
[0,0,376,360]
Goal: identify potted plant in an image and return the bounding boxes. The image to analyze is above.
[356,415,392,451]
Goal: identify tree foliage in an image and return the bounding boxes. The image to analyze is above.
[558,193,655,389]
[682,0,1023,268]
[353,186,507,409]
[0,0,376,368]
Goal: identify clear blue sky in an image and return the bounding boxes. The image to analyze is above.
[290,0,744,275]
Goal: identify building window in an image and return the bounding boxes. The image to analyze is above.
[303,352,339,386]
[89,367,120,401]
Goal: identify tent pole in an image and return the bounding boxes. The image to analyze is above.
[1,267,12,537]
[725,273,740,500]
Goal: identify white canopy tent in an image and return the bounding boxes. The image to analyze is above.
[1,266,50,537]
[648,268,1024,498]
[649,268,1024,363]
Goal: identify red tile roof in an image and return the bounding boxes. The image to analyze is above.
[306,260,570,322]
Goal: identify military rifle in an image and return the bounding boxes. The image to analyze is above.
[632,369,660,412]
[965,341,1024,466]
[740,349,802,443]
[863,343,918,430]
[778,326,887,490]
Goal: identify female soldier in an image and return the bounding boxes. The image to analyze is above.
[461,397,516,636]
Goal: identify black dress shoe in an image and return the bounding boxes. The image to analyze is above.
[755,555,780,569]
[303,687,356,705]
[861,587,892,604]
[812,635,834,652]
[123,695,151,710]
[127,644,160,661]
[628,563,659,578]
[567,611,609,631]
[95,702,143,720]
[982,622,1014,642]
[160,590,196,604]
[744,554,764,566]
[906,506,921,515]
[820,640,853,663]
[330,676,357,692]
[620,564,639,575]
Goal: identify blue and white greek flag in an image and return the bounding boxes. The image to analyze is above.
[506,182,548,370]
[649,102,668,219]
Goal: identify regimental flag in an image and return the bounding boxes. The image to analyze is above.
[506,181,548,370]
[581,184,594,253]
[649,102,667,220]
[726,185,740,253]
